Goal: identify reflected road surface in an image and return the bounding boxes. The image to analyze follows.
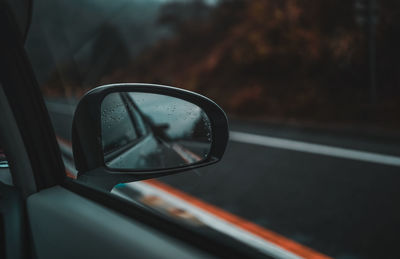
[46,99,400,259]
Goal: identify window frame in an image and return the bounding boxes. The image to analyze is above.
[0,3,267,258]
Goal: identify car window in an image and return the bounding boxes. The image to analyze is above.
[101,93,139,155]
[0,148,12,186]
[0,149,8,168]
[121,93,149,138]
[25,0,400,258]
[129,104,148,138]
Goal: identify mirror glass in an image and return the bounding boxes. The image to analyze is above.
[101,92,212,170]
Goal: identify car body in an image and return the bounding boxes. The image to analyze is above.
[0,1,265,258]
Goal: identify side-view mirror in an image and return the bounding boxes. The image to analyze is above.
[72,83,229,190]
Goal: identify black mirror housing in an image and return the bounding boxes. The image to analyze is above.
[72,83,229,189]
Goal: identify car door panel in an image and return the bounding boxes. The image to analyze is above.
[27,185,213,259]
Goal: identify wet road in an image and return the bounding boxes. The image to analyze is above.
[47,99,400,259]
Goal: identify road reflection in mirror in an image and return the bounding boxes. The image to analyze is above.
[101,92,212,171]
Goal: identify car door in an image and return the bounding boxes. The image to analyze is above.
[0,2,265,258]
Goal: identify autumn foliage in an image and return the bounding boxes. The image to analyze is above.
[47,0,400,130]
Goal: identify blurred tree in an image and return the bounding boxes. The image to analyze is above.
[48,0,400,129]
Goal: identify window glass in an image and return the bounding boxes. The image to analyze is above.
[101,93,139,155]
[130,108,148,138]
[25,0,400,258]
[0,148,12,186]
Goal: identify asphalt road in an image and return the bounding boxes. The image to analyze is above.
[47,100,400,259]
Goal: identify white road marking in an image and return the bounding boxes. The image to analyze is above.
[58,142,303,258]
[57,140,78,176]
[113,182,302,259]
[58,139,74,158]
[62,156,78,176]
[230,131,400,167]
[47,102,400,167]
